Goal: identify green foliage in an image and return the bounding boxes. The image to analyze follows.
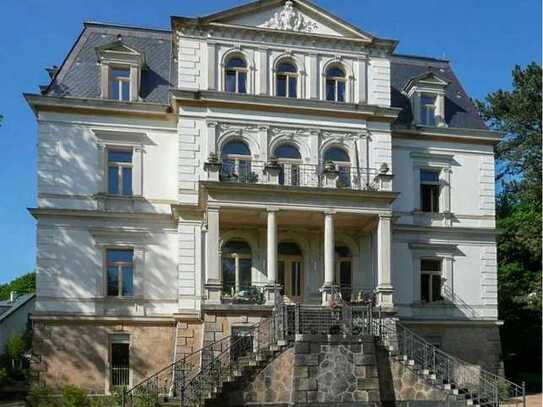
[0,367,9,387]
[62,385,89,407]
[28,385,54,407]
[476,62,542,390]
[6,333,25,360]
[0,272,36,300]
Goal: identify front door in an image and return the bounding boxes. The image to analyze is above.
[278,257,303,303]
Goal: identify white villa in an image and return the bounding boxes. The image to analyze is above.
[25,0,503,395]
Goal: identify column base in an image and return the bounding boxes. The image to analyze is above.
[264,284,282,306]
[205,282,222,304]
[320,284,339,306]
[375,285,395,312]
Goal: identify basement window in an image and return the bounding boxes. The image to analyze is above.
[110,334,130,387]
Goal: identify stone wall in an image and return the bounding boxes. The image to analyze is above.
[375,344,448,402]
[406,323,502,373]
[32,320,175,393]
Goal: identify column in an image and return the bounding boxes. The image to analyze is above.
[321,210,335,305]
[376,214,394,310]
[205,207,221,303]
[265,208,279,305]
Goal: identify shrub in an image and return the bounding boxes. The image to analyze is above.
[0,367,9,387]
[28,385,53,407]
[62,385,89,407]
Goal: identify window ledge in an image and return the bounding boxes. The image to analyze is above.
[94,193,145,201]
[412,211,453,218]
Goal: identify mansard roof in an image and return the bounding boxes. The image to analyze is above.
[390,55,486,130]
[44,22,173,103]
[37,19,486,131]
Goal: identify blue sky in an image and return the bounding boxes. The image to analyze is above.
[0,0,540,284]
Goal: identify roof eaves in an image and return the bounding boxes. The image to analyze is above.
[0,294,35,323]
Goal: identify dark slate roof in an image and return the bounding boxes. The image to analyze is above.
[390,54,487,130]
[42,22,485,130]
[45,23,173,104]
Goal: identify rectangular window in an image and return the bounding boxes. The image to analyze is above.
[106,249,134,297]
[420,95,436,126]
[110,68,131,101]
[108,149,133,196]
[420,169,440,212]
[420,259,443,303]
[111,334,130,387]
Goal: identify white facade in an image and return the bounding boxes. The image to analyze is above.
[26,1,503,387]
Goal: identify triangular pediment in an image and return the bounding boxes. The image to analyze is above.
[97,40,141,56]
[403,72,449,93]
[198,0,376,41]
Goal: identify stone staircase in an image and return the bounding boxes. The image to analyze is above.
[122,305,526,407]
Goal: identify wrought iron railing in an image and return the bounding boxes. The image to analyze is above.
[218,159,380,191]
[221,283,266,305]
[377,318,526,407]
[122,298,525,407]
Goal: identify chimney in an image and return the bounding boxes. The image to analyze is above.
[9,291,18,303]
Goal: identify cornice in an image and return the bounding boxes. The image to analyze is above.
[174,21,394,57]
[24,94,173,120]
[392,125,503,145]
[28,207,175,222]
[200,180,399,204]
[172,89,400,122]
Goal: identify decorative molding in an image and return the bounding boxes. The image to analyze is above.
[263,1,319,33]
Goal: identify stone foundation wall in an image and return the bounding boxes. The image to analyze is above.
[406,323,502,373]
[174,319,203,357]
[202,309,271,347]
[375,345,448,402]
[32,320,175,393]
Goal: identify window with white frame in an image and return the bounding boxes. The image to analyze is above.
[273,144,301,186]
[106,248,134,297]
[110,67,131,101]
[221,241,252,296]
[107,149,133,196]
[420,169,440,213]
[420,259,443,303]
[224,56,247,94]
[325,66,347,102]
[220,140,252,182]
[420,95,437,126]
[275,61,298,98]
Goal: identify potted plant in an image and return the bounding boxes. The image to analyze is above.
[323,160,337,173]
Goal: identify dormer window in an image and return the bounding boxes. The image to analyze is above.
[403,72,448,127]
[420,95,436,126]
[110,67,131,101]
[96,41,144,102]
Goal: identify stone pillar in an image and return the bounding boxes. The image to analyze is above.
[205,207,222,303]
[375,214,394,310]
[321,210,336,305]
[265,208,280,305]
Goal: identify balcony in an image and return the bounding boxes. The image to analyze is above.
[204,158,393,191]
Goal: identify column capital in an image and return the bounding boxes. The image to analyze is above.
[207,205,220,213]
[378,213,393,220]
[266,206,279,213]
[323,209,336,216]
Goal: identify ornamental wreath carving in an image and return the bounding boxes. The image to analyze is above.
[263,1,319,33]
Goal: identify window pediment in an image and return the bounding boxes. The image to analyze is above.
[96,41,145,66]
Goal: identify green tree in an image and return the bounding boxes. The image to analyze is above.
[476,62,542,389]
[0,272,36,300]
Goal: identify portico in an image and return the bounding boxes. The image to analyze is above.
[201,182,396,310]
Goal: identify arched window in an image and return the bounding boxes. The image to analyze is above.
[325,65,346,102]
[273,144,301,186]
[222,240,252,296]
[335,245,352,301]
[221,140,252,182]
[276,61,297,98]
[225,56,247,94]
[323,147,351,187]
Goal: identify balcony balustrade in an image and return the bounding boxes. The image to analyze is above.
[208,159,386,191]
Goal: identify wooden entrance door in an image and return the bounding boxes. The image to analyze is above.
[278,257,303,303]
